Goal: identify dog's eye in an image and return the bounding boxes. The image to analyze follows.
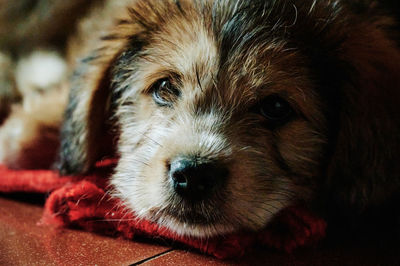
[258,95,293,123]
[151,78,181,107]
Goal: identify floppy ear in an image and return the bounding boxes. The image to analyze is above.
[58,21,136,174]
[58,47,123,174]
[323,18,400,214]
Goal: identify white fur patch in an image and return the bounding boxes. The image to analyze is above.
[15,51,67,96]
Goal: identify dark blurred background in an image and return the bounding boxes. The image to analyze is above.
[1,0,400,54]
[0,0,105,54]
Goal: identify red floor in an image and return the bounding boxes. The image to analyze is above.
[0,196,247,265]
[1,196,399,265]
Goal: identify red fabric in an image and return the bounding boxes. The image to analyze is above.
[0,160,326,259]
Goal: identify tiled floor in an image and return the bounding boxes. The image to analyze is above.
[0,196,169,265]
[0,196,241,265]
[1,195,399,265]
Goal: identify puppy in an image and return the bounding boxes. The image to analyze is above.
[1,0,400,239]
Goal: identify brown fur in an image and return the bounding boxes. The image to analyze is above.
[1,0,399,238]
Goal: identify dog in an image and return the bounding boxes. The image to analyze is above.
[0,0,399,239]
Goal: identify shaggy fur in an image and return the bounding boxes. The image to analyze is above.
[1,0,399,238]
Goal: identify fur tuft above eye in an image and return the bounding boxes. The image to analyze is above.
[151,78,181,107]
[257,95,294,125]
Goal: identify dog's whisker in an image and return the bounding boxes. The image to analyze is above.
[143,136,162,148]
[195,64,204,93]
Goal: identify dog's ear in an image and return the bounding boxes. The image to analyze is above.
[58,46,124,174]
[323,18,400,213]
[58,19,140,174]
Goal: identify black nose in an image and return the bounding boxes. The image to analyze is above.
[169,158,228,201]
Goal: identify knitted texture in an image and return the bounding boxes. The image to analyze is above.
[0,161,326,259]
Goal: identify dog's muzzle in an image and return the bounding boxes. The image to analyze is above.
[168,157,229,201]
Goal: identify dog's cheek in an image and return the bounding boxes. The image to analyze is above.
[116,98,153,149]
[112,148,169,216]
[225,155,288,229]
[276,120,326,187]
[211,127,296,230]
[112,109,173,215]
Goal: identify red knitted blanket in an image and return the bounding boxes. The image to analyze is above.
[0,160,326,259]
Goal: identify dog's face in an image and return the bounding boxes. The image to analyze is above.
[108,0,328,237]
[60,0,400,237]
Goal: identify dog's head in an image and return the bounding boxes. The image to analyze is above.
[59,0,400,237]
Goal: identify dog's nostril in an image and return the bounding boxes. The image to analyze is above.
[169,157,228,201]
[173,171,188,189]
[169,158,193,192]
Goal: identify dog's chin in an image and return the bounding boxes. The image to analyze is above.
[147,210,237,238]
[138,197,236,238]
